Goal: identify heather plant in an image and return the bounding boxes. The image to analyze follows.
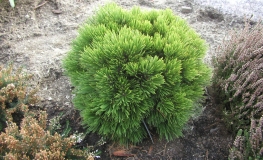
[213,22,263,132]
[63,3,211,145]
[213,21,263,159]
[48,113,72,137]
[0,65,37,131]
[229,117,263,160]
[0,110,91,160]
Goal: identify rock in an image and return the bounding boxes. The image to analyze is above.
[198,7,224,22]
[210,127,219,134]
[25,14,30,19]
[181,6,192,14]
[138,0,153,6]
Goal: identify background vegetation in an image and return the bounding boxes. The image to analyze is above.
[0,65,37,132]
[213,21,263,159]
[0,65,92,159]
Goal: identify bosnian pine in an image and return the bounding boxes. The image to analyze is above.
[63,3,211,144]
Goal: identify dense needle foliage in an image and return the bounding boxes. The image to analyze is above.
[63,3,211,144]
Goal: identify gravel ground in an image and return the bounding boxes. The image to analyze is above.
[193,0,263,20]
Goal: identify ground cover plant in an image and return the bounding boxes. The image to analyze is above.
[0,65,37,132]
[0,65,98,159]
[229,118,263,160]
[213,21,263,159]
[63,3,211,145]
[0,110,91,160]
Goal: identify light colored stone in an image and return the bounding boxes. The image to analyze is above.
[181,6,193,14]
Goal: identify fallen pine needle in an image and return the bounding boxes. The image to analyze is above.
[34,1,48,10]
[147,145,153,156]
[112,150,135,157]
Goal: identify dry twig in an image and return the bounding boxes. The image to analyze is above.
[34,1,48,10]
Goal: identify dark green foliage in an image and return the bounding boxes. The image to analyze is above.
[63,3,211,144]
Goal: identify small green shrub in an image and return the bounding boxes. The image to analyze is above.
[63,3,211,144]
[0,65,38,131]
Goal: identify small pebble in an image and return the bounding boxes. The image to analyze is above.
[25,14,30,19]
[210,127,219,133]
[181,6,192,14]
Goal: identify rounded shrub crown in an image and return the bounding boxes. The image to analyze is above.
[63,3,211,144]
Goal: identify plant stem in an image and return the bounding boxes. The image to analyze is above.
[142,119,154,144]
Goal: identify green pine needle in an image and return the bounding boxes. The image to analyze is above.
[63,3,211,145]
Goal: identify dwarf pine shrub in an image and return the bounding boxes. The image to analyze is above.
[0,65,38,131]
[63,3,211,144]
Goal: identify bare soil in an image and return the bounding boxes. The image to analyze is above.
[0,0,254,159]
